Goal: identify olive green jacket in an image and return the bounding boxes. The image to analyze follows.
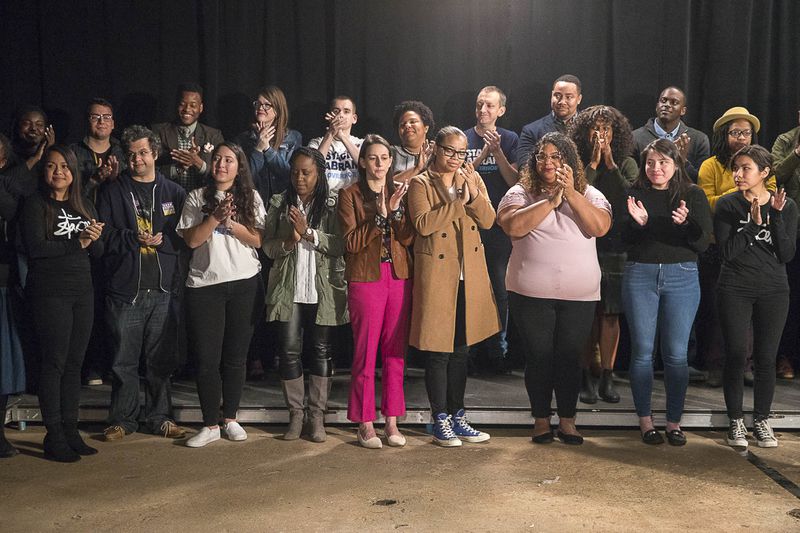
[262,193,349,326]
[772,126,800,224]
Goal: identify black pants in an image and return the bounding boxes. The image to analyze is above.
[30,292,94,432]
[509,292,596,419]
[186,275,262,426]
[424,281,468,415]
[718,288,789,420]
[278,303,333,380]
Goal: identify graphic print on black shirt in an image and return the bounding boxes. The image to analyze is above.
[54,207,90,238]
[131,181,161,289]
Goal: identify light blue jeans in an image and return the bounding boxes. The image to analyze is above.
[622,262,700,423]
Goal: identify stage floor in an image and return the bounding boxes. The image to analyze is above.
[7,369,800,429]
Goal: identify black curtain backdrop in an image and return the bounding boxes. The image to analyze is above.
[1,0,799,151]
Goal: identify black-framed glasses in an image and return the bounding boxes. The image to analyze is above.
[252,100,274,111]
[436,144,467,159]
[728,129,753,138]
[534,152,563,163]
[88,113,113,122]
[127,149,153,161]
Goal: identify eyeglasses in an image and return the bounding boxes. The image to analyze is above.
[436,144,467,159]
[252,100,274,111]
[127,149,153,161]
[88,114,113,122]
[728,129,753,138]
[534,152,563,163]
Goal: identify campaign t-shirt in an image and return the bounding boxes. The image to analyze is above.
[308,135,363,193]
[464,127,519,210]
[177,188,267,288]
[130,180,161,289]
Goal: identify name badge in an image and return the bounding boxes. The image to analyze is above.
[162,202,176,216]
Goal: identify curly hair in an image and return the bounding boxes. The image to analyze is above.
[569,105,634,167]
[518,132,587,195]
[634,138,694,205]
[392,100,435,138]
[201,142,259,233]
[121,125,161,155]
[286,147,330,229]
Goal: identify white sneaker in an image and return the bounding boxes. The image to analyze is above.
[726,418,748,447]
[186,426,221,448]
[224,421,248,442]
[753,419,778,448]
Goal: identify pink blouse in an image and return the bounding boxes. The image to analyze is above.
[498,184,611,301]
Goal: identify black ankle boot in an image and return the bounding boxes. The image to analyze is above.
[63,423,98,456]
[43,431,81,463]
[579,368,598,404]
[598,369,620,403]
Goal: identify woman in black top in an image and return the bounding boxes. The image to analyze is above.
[622,139,712,446]
[21,145,104,462]
[714,145,797,449]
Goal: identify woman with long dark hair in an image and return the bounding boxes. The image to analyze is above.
[622,138,712,445]
[178,142,266,448]
[569,105,638,404]
[21,145,104,461]
[263,147,347,443]
[338,134,414,448]
[715,145,797,448]
[498,132,611,445]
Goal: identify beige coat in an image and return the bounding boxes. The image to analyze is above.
[407,169,501,352]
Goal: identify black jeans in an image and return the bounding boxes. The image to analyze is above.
[509,292,596,419]
[277,303,334,380]
[424,281,468,415]
[718,288,789,420]
[186,275,262,426]
[31,292,94,432]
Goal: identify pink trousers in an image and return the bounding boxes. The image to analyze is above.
[347,262,412,422]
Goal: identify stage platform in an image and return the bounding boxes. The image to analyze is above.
[6,369,800,430]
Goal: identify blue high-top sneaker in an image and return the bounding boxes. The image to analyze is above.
[452,409,490,443]
[432,413,462,447]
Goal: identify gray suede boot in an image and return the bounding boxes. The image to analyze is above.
[306,375,331,443]
[281,376,306,440]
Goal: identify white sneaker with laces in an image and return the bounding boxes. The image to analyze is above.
[224,421,248,442]
[753,418,778,448]
[186,426,221,448]
[726,418,748,447]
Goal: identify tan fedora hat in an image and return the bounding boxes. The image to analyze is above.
[713,106,761,133]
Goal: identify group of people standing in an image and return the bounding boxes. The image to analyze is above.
[1,75,798,461]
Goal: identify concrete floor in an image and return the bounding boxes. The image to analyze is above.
[2,425,800,532]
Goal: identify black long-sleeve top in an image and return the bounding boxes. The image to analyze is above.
[0,163,37,286]
[714,191,798,294]
[21,193,104,298]
[622,184,712,263]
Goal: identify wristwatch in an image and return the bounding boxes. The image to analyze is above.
[304,227,313,240]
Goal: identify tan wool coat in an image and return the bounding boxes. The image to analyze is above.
[407,168,501,352]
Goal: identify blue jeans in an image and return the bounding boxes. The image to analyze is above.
[106,290,176,434]
[622,262,700,423]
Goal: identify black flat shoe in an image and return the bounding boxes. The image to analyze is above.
[531,431,554,444]
[641,429,664,445]
[556,430,584,445]
[664,428,687,446]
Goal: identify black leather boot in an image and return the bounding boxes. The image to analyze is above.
[598,369,620,403]
[63,422,98,455]
[579,368,598,404]
[43,431,81,463]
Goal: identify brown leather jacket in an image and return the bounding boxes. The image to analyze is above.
[337,183,414,282]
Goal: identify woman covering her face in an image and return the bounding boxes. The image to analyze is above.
[21,145,104,462]
[262,147,347,443]
[178,142,266,448]
[713,145,797,449]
